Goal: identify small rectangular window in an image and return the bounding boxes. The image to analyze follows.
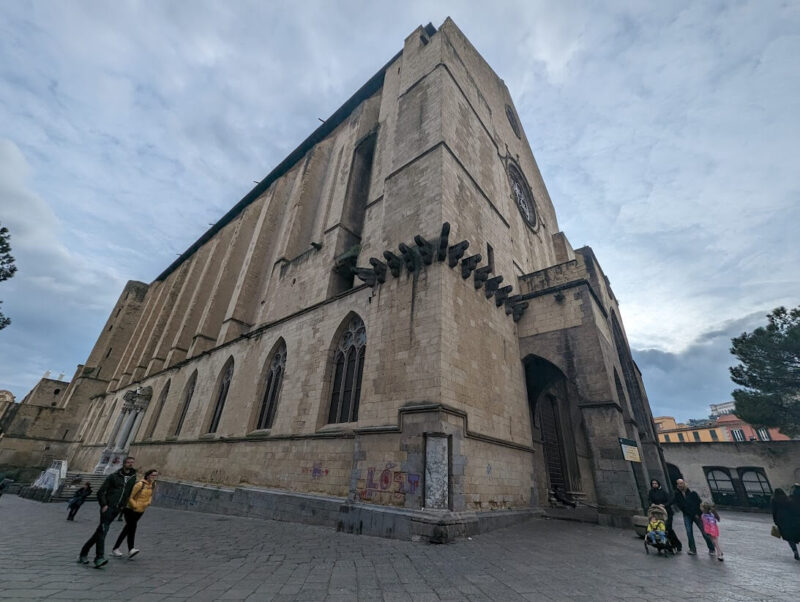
[664,434,671,442]
[678,433,685,442]
[757,428,771,441]
[693,431,701,442]
[487,243,495,273]
[710,430,719,441]
[732,429,745,442]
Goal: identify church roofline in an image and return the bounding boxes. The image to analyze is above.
[153,31,430,282]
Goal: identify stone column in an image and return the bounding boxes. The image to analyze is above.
[105,408,127,450]
[114,409,138,451]
[123,409,147,449]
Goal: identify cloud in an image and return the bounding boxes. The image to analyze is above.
[632,310,771,422]
[0,1,797,421]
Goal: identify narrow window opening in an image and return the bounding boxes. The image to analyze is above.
[327,316,366,423]
[208,360,234,433]
[174,372,197,436]
[257,343,286,430]
[105,348,113,359]
[331,133,377,296]
[487,243,495,273]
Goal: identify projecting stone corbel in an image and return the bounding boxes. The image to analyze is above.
[511,301,529,322]
[473,266,492,289]
[398,243,419,272]
[449,241,470,268]
[484,275,503,298]
[461,254,481,279]
[369,258,387,283]
[437,223,450,262]
[383,251,403,277]
[494,285,512,306]
[354,267,377,287]
[414,235,434,265]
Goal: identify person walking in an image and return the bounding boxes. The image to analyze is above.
[772,488,800,560]
[700,502,724,561]
[648,479,682,552]
[111,469,158,559]
[66,482,92,521]
[77,457,137,568]
[672,478,715,556]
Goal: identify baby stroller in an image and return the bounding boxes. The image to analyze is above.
[644,504,676,557]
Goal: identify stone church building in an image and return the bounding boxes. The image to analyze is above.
[1,19,666,539]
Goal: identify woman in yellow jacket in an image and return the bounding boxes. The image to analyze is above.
[111,469,158,559]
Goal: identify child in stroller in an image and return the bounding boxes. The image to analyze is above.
[644,504,675,556]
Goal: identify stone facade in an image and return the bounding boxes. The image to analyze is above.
[664,441,800,511]
[0,19,666,535]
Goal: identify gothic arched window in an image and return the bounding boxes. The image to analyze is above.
[256,342,286,430]
[327,316,366,424]
[145,380,170,439]
[208,359,234,434]
[174,371,197,436]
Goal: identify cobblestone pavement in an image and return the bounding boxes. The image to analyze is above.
[0,494,798,601]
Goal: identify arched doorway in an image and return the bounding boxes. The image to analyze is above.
[523,355,581,503]
[666,462,683,488]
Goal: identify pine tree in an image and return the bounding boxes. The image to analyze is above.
[0,224,17,331]
[730,306,800,435]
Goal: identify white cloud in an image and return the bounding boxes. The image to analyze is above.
[0,1,798,419]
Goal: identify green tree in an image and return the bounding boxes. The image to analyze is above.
[730,306,800,436]
[0,224,17,330]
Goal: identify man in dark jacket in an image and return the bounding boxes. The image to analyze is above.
[672,478,714,556]
[78,457,137,568]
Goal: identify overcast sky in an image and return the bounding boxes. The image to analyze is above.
[1,1,798,421]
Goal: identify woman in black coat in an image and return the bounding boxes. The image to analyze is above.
[772,488,800,560]
[648,479,682,552]
[66,482,92,521]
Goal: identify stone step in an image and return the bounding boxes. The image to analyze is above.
[51,473,108,503]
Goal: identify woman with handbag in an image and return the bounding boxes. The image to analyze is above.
[111,469,158,559]
[771,488,800,560]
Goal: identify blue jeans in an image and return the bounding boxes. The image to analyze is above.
[683,513,714,552]
[647,531,666,545]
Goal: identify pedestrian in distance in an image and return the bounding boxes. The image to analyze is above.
[77,456,137,568]
[672,478,715,556]
[648,478,682,552]
[66,482,92,521]
[112,468,158,559]
[772,488,800,560]
[700,501,723,561]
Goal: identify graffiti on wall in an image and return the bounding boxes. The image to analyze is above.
[357,462,420,505]
[301,462,329,479]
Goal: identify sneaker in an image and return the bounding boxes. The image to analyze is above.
[77,556,89,565]
[128,548,140,559]
[94,557,108,569]
[687,550,697,555]
[111,549,123,558]
[708,550,716,555]
[717,555,724,561]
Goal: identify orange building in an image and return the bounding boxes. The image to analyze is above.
[654,416,728,444]
[714,413,789,442]
[655,409,790,444]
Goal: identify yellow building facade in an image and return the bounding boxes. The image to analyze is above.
[654,416,729,444]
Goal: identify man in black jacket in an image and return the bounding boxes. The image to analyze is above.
[78,457,137,568]
[672,478,715,556]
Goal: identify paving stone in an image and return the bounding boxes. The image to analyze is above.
[0,495,797,601]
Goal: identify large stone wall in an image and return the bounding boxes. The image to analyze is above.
[3,18,660,534]
[663,441,800,505]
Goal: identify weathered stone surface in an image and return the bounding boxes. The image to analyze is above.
[1,18,664,535]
